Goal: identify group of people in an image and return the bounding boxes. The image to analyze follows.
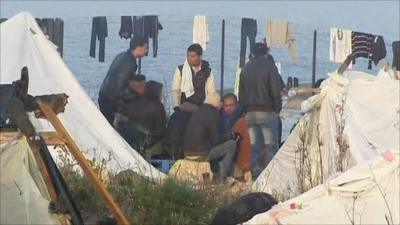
[98,36,284,181]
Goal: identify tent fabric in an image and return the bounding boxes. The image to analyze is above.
[245,157,400,224]
[0,136,61,225]
[0,12,165,180]
[253,70,399,198]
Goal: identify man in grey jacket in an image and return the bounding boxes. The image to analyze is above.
[239,42,282,180]
[98,36,148,124]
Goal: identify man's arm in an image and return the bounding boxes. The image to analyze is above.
[171,67,181,108]
[268,65,282,113]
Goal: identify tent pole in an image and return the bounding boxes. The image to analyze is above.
[37,99,131,225]
[312,30,317,87]
[220,19,225,97]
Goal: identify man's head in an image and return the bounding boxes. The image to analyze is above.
[129,36,148,58]
[129,74,146,95]
[186,43,203,67]
[222,93,238,115]
[251,42,268,57]
[204,92,221,109]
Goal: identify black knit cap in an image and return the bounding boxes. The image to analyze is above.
[251,42,268,56]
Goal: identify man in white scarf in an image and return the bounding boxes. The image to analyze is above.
[171,44,216,108]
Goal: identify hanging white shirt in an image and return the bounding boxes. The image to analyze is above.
[193,15,209,51]
[329,28,352,63]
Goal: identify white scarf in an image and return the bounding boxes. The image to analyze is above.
[180,59,195,98]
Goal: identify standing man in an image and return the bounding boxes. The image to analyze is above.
[171,43,216,108]
[98,36,148,124]
[239,43,282,180]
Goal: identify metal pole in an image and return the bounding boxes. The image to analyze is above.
[312,30,317,87]
[138,57,142,74]
[220,19,225,97]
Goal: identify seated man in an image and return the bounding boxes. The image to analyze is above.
[115,77,166,158]
[220,93,243,134]
[182,92,240,180]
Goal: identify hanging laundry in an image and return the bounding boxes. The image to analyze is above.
[90,16,108,62]
[351,31,386,69]
[234,62,241,97]
[266,19,297,64]
[35,18,64,57]
[119,16,133,39]
[392,41,400,70]
[329,28,352,63]
[239,18,257,68]
[132,15,163,58]
[193,15,209,51]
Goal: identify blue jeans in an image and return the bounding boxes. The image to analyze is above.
[246,111,279,180]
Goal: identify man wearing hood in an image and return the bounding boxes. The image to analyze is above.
[171,43,216,108]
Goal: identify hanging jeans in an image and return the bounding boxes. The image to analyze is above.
[246,111,279,180]
[90,16,108,62]
[239,18,257,68]
[205,140,238,179]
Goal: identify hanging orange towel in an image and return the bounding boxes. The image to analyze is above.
[232,116,251,172]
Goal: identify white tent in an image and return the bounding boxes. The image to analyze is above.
[0,12,165,180]
[245,156,399,225]
[253,71,399,199]
[0,136,61,225]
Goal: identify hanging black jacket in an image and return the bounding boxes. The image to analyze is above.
[99,50,137,101]
[119,16,133,39]
[239,55,282,113]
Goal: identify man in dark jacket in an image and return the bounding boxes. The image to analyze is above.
[239,42,282,180]
[98,36,148,124]
[183,92,239,179]
[115,80,166,157]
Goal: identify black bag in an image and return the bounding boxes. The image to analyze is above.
[210,192,278,225]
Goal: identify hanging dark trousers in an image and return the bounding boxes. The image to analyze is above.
[239,18,257,68]
[119,16,133,39]
[392,41,400,70]
[133,15,162,58]
[90,16,108,62]
[35,18,64,57]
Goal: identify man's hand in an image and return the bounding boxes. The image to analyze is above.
[231,132,241,142]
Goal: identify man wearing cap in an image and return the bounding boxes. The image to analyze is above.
[239,42,282,180]
[98,36,148,124]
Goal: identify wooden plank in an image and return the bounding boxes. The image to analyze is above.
[37,100,130,225]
